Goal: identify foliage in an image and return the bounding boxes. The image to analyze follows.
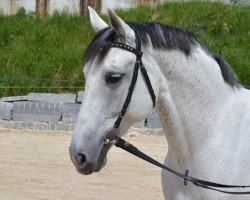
[0,2,249,96]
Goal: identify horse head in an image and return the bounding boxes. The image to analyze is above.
[69,7,160,175]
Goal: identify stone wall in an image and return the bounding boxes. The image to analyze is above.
[0,92,164,135]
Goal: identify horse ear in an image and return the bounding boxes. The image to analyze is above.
[88,6,108,32]
[107,9,135,42]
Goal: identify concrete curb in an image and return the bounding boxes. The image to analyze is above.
[0,92,164,135]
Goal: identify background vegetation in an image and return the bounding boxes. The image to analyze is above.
[0,2,249,96]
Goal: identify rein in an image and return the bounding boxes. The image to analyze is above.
[107,33,250,194]
[114,136,250,195]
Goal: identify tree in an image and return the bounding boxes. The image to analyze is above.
[80,0,101,17]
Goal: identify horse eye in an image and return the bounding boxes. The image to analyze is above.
[105,74,123,84]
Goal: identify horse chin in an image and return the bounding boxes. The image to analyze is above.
[94,156,107,172]
[94,143,112,172]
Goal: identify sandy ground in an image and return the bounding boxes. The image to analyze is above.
[0,128,168,200]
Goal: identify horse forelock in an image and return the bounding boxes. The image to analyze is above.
[84,21,239,88]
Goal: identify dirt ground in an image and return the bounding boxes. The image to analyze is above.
[0,128,168,200]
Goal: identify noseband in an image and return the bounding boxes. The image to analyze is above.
[110,32,156,129]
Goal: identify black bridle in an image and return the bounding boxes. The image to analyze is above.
[111,33,156,129]
[106,33,250,195]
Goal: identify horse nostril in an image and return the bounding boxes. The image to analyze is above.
[76,153,87,166]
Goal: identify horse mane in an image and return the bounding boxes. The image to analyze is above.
[84,21,239,87]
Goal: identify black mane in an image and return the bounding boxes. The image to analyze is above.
[84,21,239,87]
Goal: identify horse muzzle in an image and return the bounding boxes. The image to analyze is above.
[69,146,95,175]
[69,126,120,175]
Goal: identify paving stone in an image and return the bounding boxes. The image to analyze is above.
[28,93,77,103]
[0,120,49,131]
[62,123,75,131]
[69,123,75,131]
[27,121,35,130]
[48,122,63,131]
[76,91,84,103]
[41,123,49,131]
[0,120,14,129]
[1,95,28,102]
[0,120,13,129]
[63,124,70,131]
[62,116,75,123]
[13,121,20,129]
[34,122,42,131]
[28,122,48,131]
[0,119,4,127]
[19,121,27,129]
[0,102,13,120]
[12,113,61,123]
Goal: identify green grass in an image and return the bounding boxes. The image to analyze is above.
[0,2,249,96]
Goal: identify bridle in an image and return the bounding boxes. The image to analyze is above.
[111,32,156,129]
[104,32,250,195]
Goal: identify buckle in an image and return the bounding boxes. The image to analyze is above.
[137,51,143,57]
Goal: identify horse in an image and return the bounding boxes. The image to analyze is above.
[69,7,250,200]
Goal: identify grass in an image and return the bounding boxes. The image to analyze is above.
[0,2,249,97]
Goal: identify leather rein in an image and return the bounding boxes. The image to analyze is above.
[105,32,250,194]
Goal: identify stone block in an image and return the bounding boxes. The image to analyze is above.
[62,123,75,132]
[1,95,28,102]
[48,122,63,131]
[146,110,162,128]
[69,123,75,131]
[13,101,63,115]
[62,116,75,123]
[62,103,81,115]
[28,93,77,103]
[27,121,35,130]
[0,102,13,120]
[12,101,62,122]
[19,121,27,129]
[132,110,162,129]
[18,121,49,131]
[13,113,61,123]
[76,91,84,103]
[0,120,15,129]
[34,122,43,131]
[62,103,80,123]
[31,122,48,131]
[63,124,69,131]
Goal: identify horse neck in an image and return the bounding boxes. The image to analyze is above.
[151,46,237,158]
